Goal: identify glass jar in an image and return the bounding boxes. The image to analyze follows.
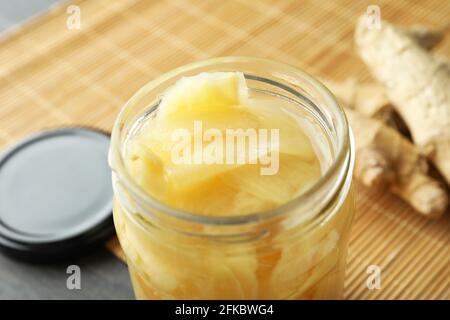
[109,57,355,299]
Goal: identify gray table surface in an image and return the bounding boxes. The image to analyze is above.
[0,0,134,300]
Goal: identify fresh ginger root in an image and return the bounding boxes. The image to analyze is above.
[323,78,392,121]
[320,19,449,217]
[323,25,444,124]
[346,108,448,218]
[323,78,412,136]
[403,24,446,50]
[355,16,450,187]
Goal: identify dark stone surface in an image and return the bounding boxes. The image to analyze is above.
[0,247,134,299]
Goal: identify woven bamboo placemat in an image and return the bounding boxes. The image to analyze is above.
[0,0,448,299]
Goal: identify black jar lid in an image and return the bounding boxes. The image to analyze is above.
[0,127,114,262]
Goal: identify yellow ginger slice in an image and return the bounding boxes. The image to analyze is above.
[157,72,248,121]
[116,205,258,299]
[222,153,321,205]
[125,71,322,216]
[139,72,258,188]
[269,230,340,299]
[132,72,318,190]
[125,139,167,199]
[246,98,318,162]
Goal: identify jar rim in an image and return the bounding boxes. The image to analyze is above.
[110,56,354,226]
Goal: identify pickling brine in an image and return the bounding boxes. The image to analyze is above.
[109,57,355,299]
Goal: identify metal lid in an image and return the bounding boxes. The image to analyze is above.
[0,127,114,262]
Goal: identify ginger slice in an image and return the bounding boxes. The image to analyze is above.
[157,72,248,121]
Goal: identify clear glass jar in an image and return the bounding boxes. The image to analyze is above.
[109,57,355,299]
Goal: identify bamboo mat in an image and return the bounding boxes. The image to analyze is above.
[0,0,449,300]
